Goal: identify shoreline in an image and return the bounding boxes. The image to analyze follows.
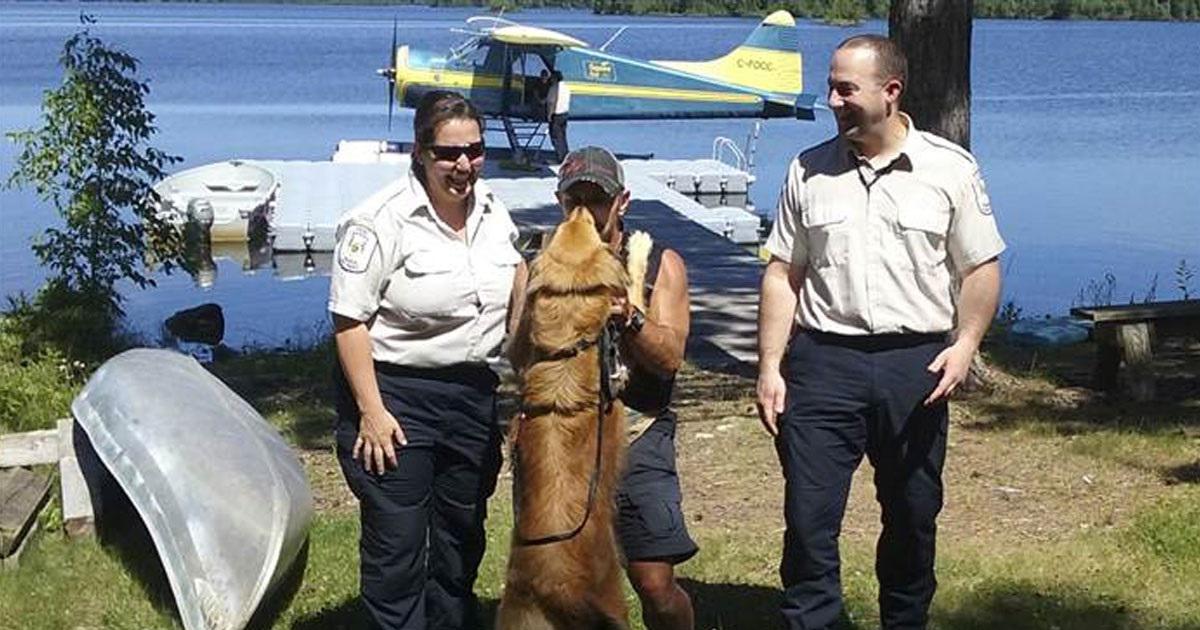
[41,1,1198,23]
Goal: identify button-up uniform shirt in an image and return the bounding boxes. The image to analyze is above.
[765,116,1006,335]
[328,171,522,367]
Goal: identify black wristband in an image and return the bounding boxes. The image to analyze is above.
[626,307,646,334]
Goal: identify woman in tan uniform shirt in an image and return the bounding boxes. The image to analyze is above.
[329,91,524,630]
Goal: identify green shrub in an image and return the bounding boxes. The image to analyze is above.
[3,282,143,367]
[0,315,82,434]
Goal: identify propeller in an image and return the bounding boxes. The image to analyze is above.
[376,17,398,132]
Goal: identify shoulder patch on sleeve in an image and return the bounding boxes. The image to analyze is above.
[338,223,379,273]
[970,170,994,216]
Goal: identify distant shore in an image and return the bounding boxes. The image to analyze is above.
[142,0,1200,22]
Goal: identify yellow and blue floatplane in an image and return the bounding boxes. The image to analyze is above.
[380,10,817,139]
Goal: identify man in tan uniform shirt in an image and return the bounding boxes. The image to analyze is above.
[756,35,1005,630]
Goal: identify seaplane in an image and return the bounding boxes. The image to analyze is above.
[378,10,818,154]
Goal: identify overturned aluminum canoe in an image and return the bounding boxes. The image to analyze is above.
[71,349,314,630]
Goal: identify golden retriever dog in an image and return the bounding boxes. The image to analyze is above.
[497,208,650,630]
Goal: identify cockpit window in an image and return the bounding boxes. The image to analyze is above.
[466,43,489,68]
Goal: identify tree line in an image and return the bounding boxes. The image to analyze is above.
[390,0,1200,20]
[176,0,1200,20]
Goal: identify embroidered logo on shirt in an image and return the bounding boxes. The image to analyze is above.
[338,224,378,274]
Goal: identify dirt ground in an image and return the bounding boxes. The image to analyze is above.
[294,339,1200,551]
[673,339,1200,548]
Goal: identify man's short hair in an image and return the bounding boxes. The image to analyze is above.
[837,34,907,87]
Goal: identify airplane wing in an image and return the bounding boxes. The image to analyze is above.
[490,25,587,48]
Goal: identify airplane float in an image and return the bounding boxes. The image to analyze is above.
[378,10,817,152]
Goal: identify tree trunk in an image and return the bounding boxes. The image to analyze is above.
[889,1,996,392]
[888,0,973,149]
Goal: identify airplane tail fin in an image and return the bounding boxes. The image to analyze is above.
[652,10,802,98]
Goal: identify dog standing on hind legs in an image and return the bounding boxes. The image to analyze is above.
[496,207,652,630]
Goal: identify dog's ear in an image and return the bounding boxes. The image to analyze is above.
[591,246,630,294]
[525,250,626,298]
[524,258,551,297]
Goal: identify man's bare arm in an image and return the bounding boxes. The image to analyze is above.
[955,258,1001,349]
[756,258,802,436]
[925,257,1001,404]
[506,259,529,334]
[622,249,689,377]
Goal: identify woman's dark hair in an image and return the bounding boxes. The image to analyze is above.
[413,90,484,151]
[411,91,485,184]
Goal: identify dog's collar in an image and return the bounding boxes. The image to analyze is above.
[530,334,601,363]
[518,331,605,418]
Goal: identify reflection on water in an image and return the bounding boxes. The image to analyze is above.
[186,240,329,287]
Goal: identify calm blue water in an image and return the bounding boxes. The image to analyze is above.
[2,3,1198,347]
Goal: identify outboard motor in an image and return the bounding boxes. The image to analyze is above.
[185,199,217,288]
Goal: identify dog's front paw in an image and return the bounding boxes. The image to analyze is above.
[625,230,653,311]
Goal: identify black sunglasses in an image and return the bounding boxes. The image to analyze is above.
[428,141,485,162]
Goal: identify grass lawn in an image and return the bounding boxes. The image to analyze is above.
[2,338,1198,629]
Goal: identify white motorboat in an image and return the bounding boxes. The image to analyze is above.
[154,161,278,242]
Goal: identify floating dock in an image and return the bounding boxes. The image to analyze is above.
[156,148,765,366]
[487,166,762,367]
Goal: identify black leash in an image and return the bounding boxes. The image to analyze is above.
[513,322,620,547]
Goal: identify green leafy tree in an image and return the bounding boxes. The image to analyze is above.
[6,15,182,314]
[826,0,867,23]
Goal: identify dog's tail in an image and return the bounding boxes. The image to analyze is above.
[541,592,629,629]
[582,595,629,630]
[498,584,628,629]
[594,613,628,630]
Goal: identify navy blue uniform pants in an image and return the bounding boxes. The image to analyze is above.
[777,331,949,630]
[335,362,502,630]
[549,113,569,162]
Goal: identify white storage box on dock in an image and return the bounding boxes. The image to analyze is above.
[251,160,402,252]
[623,159,753,195]
[331,140,408,164]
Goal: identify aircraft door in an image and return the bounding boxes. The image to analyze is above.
[523,52,552,122]
[503,49,551,120]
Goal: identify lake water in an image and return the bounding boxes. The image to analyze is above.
[2,3,1198,348]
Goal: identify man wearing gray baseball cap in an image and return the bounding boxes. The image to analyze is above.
[512,146,698,630]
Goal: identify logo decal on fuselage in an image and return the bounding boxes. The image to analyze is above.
[585,61,615,82]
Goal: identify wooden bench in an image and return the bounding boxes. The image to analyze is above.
[1070,299,1200,401]
[0,419,98,565]
[1,467,52,570]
